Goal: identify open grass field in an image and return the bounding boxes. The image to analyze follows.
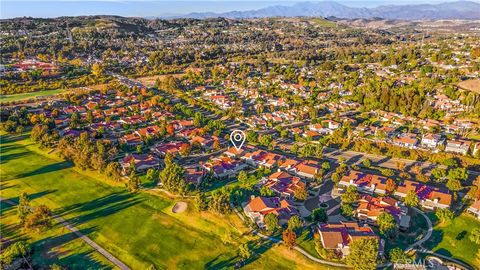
[0,133,336,269]
[0,201,115,269]
[0,84,108,103]
[309,18,337,28]
[136,74,184,88]
[424,213,480,268]
[457,79,480,94]
[0,89,67,103]
[0,133,245,269]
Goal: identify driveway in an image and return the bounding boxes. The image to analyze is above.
[304,181,341,216]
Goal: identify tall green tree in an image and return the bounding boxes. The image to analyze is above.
[0,241,31,266]
[470,228,480,244]
[311,208,328,223]
[238,171,248,186]
[17,192,31,225]
[435,208,454,224]
[377,212,397,239]
[194,193,208,211]
[346,238,379,270]
[127,170,141,192]
[342,186,359,204]
[238,243,252,261]
[404,190,419,207]
[264,213,279,232]
[287,215,303,234]
[159,158,187,195]
[70,112,79,128]
[389,247,409,263]
[23,205,52,232]
[209,189,231,214]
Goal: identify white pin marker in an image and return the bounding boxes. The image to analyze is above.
[230,130,246,151]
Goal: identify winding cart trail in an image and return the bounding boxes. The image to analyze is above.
[0,197,131,270]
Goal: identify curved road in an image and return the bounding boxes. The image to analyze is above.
[406,207,433,252]
[232,205,348,268]
[0,197,130,270]
[405,208,474,270]
[233,204,451,269]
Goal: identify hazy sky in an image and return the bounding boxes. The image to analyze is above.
[1,0,475,19]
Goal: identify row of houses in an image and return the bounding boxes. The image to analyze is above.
[338,170,452,210]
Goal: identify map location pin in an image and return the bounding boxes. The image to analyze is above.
[230,130,246,151]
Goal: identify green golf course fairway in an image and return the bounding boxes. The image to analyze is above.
[0,133,247,269]
[0,133,332,269]
[0,89,66,103]
[424,213,480,267]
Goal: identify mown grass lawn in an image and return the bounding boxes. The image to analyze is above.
[0,89,66,103]
[0,201,115,269]
[0,133,248,269]
[296,229,320,259]
[244,244,345,270]
[0,133,336,269]
[424,213,480,267]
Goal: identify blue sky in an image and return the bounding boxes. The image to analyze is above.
[0,0,474,19]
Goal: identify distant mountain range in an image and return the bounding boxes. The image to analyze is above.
[174,1,480,20]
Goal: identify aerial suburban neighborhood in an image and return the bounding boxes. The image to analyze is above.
[0,1,480,270]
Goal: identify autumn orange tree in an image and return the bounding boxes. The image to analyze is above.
[282,228,296,249]
[385,178,397,195]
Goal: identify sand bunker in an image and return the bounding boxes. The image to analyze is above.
[172,202,187,213]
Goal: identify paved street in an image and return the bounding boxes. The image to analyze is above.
[304,181,341,216]
[323,147,480,177]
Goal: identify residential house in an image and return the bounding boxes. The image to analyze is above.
[118,116,146,126]
[190,135,219,149]
[293,160,321,180]
[395,180,452,210]
[120,153,160,174]
[185,166,205,186]
[119,133,143,146]
[62,106,86,115]
[303,130,322,140]
[241,150,284,168]
[355,195,410,230]
[467,200,480,220]
[174,120,194,130]
[317,221,384,258]
[150,141,189,157]
[393,133,418,149]
[261,171,306,199]
[278,158,302,172]
[445,139,471,155]
[202,156,247,178]
[421,133,444,149]
[135,125,162,138]
[323,120,341,130]
[243,196,299,228]
[224,146,245,157]
[338,170,389,195]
